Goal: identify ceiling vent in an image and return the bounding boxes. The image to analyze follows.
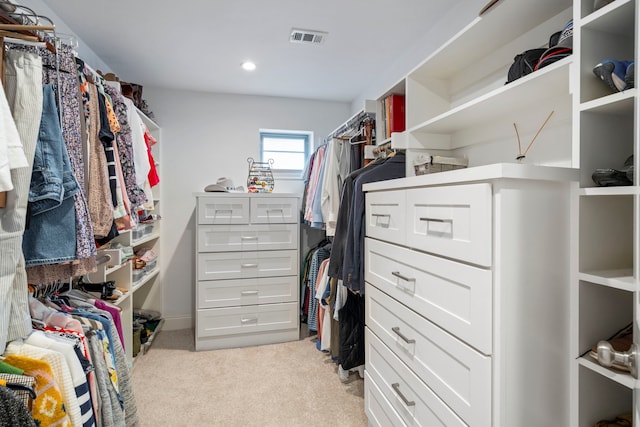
[289,28,327,45]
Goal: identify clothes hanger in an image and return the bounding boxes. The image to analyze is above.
[2,383,37,401]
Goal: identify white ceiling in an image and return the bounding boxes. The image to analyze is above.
[34,0,467,103]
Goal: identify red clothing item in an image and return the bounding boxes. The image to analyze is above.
[144,127,160,187]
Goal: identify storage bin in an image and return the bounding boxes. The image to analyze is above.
[144,258,157,273]
[132,269,145,283]
[414,154,468,175]
[132,224,147,240]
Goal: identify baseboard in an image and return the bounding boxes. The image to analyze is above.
[161,316,193,331]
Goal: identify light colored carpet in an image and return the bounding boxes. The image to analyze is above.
[131,329,367,426]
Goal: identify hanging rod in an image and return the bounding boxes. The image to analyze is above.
[0,23,54,31]
[324,110,374,144]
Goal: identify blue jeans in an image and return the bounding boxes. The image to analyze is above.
[22,84,79,266]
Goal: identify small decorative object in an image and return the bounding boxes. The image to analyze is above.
[514,110,554,162]
[246,157,274,193]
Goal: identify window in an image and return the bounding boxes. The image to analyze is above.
[260,130,312,178]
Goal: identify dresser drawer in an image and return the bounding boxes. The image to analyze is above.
[365,238,492,354]
[366,190,406,246]
[197,223,298,252]
[365,328,466,427]
[197,250,298,281]
[196,302,298,338]
[364,371,407,427]
[197,276,297,308]
[198,197,250,224]
[366,285,491,425]
[250,197,298,224]
[405,183,492,267]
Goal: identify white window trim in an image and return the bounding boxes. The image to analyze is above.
[259,129,313,180]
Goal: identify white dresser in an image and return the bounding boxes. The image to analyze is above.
[362,164,578,427]
[194,193,300,351]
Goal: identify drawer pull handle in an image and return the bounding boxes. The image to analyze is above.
[241,290,259,296]
[215,209,233,213]
[241,317,258,324]
[241,263,258,268]
[419,217,452,223]
[391,271,415,282]
[371,213,390,218]
[267,208,284,213]
[391,383,415,407]
[241,236,258,240]
[392,327,415,344]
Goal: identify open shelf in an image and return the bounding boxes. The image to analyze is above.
[408,58,572,150]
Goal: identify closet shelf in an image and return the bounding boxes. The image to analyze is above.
[580,0,634,32]
[132,231,160,247]
[111,292,131,307]
[132,268,160,293]
[409,0,571,78]
[579,187,638,196]
[579,90,635,114]
[105,261,128,276]
[578,356,636,389]
[408,58,571,149]
[578,269,635,292]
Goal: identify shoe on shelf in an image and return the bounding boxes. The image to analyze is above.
[592,155,634,186]
[622,154,634,182]
[593,59,634,92]
[624,62,634,89]
[594,413,632,427]
[592,168,633,186]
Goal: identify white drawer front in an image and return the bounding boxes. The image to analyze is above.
[364,371,408,427]
[366,190,406,246]
[365,238,492,355]
[197,223,298,252]
[406,183,492,267]
[365,328,466,427]
[250,197,298,224]
[366,285,491,425]
[197,276,297,308]
[197,250,298,281]
[198,197,250,224]
[196,302,297,338]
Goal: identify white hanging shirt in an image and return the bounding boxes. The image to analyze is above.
[0,83,28,192]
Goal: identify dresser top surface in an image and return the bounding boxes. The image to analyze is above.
[194,192,300,198]
[363,163,579,192]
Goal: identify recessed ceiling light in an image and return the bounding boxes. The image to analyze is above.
[241,61,256,71]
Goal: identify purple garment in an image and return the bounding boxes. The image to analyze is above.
[93,300,124,350]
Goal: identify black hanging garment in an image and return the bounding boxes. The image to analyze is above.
[338,291,365,371]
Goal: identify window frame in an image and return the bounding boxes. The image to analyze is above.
[259,129,312,179]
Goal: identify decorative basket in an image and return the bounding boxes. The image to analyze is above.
[414,154,468,176]
[246,157,274,193]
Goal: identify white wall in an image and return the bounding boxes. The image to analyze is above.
[351,0,489,113]
[143,87,349,329]
[15,0,112,73]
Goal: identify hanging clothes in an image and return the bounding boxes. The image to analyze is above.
[103,83,147,210]
[0,379,40,427]
[0,48,43,355]
[3,353,71,427]
[22,84,79,267]
[25,43,98,284]
[83,81,114,239]
[342,153,405,293]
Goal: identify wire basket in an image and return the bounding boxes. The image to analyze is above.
[247,157,274,193]
[414,154,468,176]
